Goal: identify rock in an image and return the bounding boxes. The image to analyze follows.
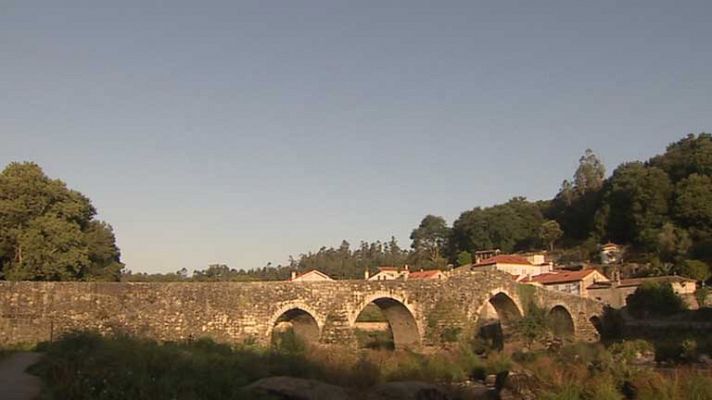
[484,374,497,387]
[366,381,451,400]
[243,376,350,400]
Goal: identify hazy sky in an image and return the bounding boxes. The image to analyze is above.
[1,1,710,273]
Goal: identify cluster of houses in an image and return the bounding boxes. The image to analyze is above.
[289,242,699,309]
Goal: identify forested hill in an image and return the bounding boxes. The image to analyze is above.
[1,133,711,282]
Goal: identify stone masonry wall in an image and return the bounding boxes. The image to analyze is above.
[0,272,603,347]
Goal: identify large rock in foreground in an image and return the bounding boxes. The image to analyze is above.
[243,376,350,400]
[366,381,451,400]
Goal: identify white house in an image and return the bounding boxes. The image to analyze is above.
[472,255,552,277]
[290,270,334,282]
[367,266,409,281]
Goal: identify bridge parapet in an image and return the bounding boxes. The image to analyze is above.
[0,272,603,348]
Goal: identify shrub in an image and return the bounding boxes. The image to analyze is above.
[626,282,687,318]
[695,286,710,308]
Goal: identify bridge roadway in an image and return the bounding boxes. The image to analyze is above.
[0,271,603,349]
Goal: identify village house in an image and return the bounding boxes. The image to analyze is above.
[289,269,334,282]
[407,269,446,280]
[521,269,610,298]
[366,265,409,281]
[587,275,698,308]
[600,242,623,265]
[473,249,501,264]
[471,255,553,277]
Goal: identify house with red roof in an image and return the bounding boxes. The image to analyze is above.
[471,255,553,277]
[407,269,446,281]
[521,269,609,297]
[289,269,334,282]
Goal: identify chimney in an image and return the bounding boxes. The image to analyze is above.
[290,271,297,281]
[364,269,370,280]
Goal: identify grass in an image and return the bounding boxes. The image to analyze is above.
[27,331,712,400]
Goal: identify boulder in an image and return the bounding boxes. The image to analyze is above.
[366,381,451,400]
[243,376,350,400]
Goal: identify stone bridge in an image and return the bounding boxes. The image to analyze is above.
[0,271,604,349]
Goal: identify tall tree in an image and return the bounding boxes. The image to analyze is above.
[551,149,606,241]
[574,148,606,194]
[599,162,672,248]
[0,162,122,281]
[673,174,712,237]
[540,220,563,252]
[410,215,450,267]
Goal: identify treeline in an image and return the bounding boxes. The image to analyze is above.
[2,133,710,282]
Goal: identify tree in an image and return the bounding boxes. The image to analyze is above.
[550,149,606,241]
[656,223,691,263]
[456,251,472,266]
[0,162,123,281]
[673,174,712,237]
[676,260,710,282]
[650,133,712,183]
[574,148,606,194]
[451,197,544,255]
[626,282,687,318]
[540,220,563,252]
[410,215,450,267]
[600,163,672,247]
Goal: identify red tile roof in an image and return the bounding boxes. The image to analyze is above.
[474,255,532,267]
[524,269,601,285]
[408,270,443,280]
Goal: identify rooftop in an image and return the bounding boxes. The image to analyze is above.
[523,269,603,285]
[474,255,532,267]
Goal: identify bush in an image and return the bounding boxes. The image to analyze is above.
[695,286,710,308]
[626,283,687,318]
[676,259,710,282]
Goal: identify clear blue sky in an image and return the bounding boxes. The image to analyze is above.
[1,1,710,273]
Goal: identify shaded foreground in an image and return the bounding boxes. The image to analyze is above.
[24,331,712,400]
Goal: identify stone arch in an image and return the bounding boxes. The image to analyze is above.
[548,305,575,337]
[474,290,524,350]
[268,304,321,345]
[487,292,523,323]
[352,294,420,349]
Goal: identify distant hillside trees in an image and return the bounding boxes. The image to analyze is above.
[0,162,123,281]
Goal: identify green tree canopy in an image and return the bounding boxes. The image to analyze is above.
[676,259,710,282]
[451,197,544,255]
[0,162,122,281]
[599,162,672,248]
[673,174,712,237]
[410,215,450,267]
[540,220,563,252]
[650,133,712,183]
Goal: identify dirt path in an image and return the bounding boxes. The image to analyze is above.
[0,352,43,400]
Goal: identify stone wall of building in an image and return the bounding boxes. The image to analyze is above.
[0,271,603,348]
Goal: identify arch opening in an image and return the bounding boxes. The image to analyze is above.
[548,305,575,338]
[271,308,320,347]
[476,292,523,351]
[354,297,419,350]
